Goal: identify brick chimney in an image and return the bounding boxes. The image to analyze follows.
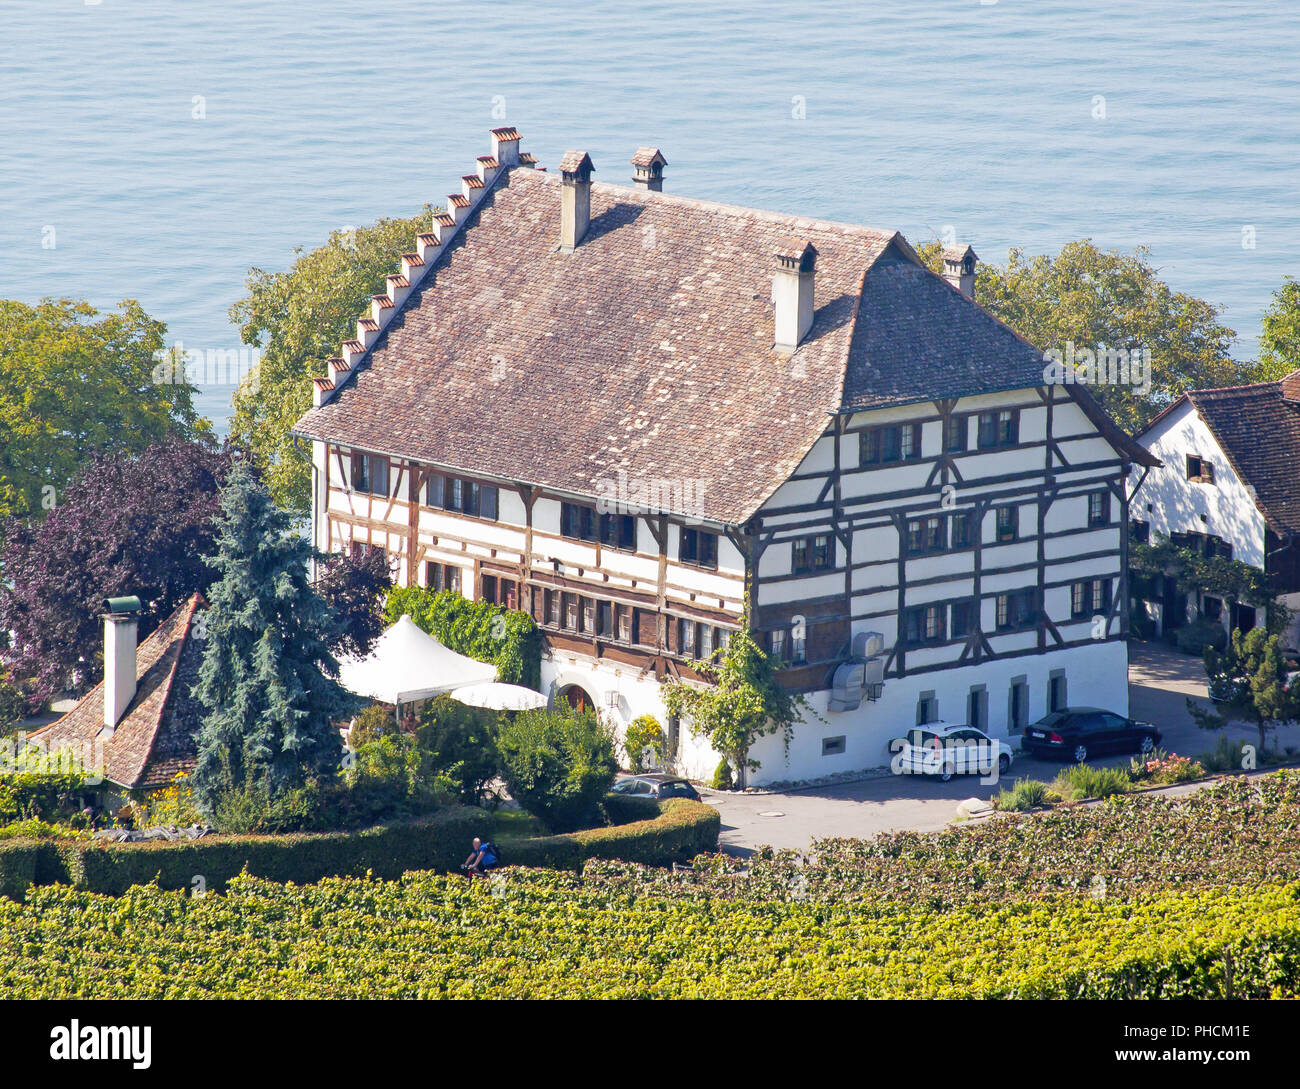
[630,147,666,191]
[773,239,818,353]
[942,244,977,300]
[102,595,141,734]
[558,150,594,253]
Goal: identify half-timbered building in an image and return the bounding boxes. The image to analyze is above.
[1132,374,1300,649]
[292,128,1156,784]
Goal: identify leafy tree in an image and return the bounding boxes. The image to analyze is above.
[1131,533,1275,612]
[916,240,1259,432]
[315,548,394,659]
[228,210,434,514]
[1189,627,1300,757]
[192,462,354,813]
[661,617,810,788]
[496,706,617,832]
[1258,277,1300,377]
[0,437,231,708]
[622,714,665,772]
[0,298,207,523]
[415,694,502,807]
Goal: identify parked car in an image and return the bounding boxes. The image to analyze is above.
[1021,707,1161,763]
[610,774,701,801]
[890,722,1014,781]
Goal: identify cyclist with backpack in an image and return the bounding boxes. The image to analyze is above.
[461,837,500,879]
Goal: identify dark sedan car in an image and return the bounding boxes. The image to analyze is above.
[1021,707,1161,763]
[610,774,701,801]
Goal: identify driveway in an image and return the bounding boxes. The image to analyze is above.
[707,639,1268,853]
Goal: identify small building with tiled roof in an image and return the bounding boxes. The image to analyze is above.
[1133,374,1300,648]
[24,594,207,806]
[291,128,1154,785]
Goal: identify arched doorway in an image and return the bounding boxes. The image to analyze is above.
[559,684,596,713]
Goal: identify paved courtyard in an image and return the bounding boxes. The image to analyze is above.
[706,639,1272,853]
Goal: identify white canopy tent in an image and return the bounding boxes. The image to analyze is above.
[338,614,497,707]
[450,682,548,712]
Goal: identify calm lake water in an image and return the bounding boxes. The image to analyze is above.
[2,0,1297,429]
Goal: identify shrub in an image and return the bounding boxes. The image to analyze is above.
[1175,616,1229,656]
[414,695,501,806]
[496,707,618,832]
[336,732,447,827]
[711,759,734,791]
[1129,750,1205,785]
[384,587,542,688]
[1051,764,1132,802]
[347,702,398,747]
[498,799,719,869]
[992,777,1053,812]
[0,766,85,825]
[1198,734,1280,773]
[622,715,664,772]
[135,773,203,829]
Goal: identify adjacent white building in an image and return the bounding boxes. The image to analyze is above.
[293,129,1156,785]
[1133,375,1300,649]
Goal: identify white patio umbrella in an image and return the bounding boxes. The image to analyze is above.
[338,615,497,710]
[450,682,548,712]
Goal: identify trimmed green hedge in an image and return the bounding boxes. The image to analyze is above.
[0,798,720,899]
[499,799,719,870]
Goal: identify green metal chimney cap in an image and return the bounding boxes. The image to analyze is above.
[104,595,142,614]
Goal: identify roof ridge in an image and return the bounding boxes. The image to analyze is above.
[311,128,534,410]
[512,165,898,242]
[133,592,206,790]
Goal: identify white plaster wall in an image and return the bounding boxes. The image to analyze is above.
[1134,400,1266,566]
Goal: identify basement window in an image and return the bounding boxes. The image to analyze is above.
[822,736,847,757]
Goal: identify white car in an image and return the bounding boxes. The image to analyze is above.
[890,722,1014,781]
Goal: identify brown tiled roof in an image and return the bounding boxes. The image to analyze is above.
[558,150,592,175]
[490,127,521,141]
[293,167,1151,523]
[1185,378,1300,536]
[631,147,666,167]
[25,595,207,791]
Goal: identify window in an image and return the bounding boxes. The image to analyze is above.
[860,423,922,465]
[995,505,1018,543]
[1087,490,1110,527]
[350,541,373,560]
[1071,578,1112,618]
[967,688,986,731]
[428,474,498,520]
[790,622,807,664]
[1186,454,1216,484]
[563,593,580,631]
[424,561,461,594]
[1048,673,1067,713]
[616,604,633,642]
[769,628,786,661]
[1203,595,1223,621]
[950,599,977,638]
[904,604,946,645]
[600,512,637,551]
[351,452,389,495]
[678,617,697,657]
[1130,519,1151,544]
[560,502,596,542]
[907,515,947,555]
[916,694,936,726]
[950,511,974,549]
[996,588,1038,631]
[546,589,561,626]
[944,413,967,453]
[822,736,847,757]
[680,527,718,569]
[977,409,1018,449]
[597,600,613,637]
[1009,679,1029,731]
[792,533,834,574]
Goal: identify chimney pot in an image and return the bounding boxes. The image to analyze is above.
[773,239,818,353]
[941,244,978,300]
[490,127,522,167]
[630,147,667,191]
[102,598,141,732]
[558,150,594,253]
